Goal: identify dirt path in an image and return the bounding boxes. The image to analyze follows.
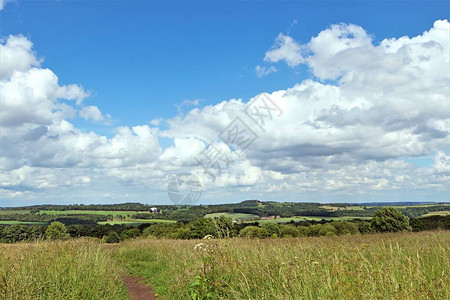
[122,275,156,300]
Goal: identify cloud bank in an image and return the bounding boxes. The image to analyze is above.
[0,20,449,204]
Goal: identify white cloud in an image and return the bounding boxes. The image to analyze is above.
[0,21,449,204]
[264,33,304,67]
[79,105,104,122]
[255,65,277,78]
[0,35,40,80]
[0,0,10,11]
[176,98,202,114]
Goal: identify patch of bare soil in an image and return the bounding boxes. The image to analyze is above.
[122,275,156,300]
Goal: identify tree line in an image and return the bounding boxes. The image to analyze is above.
[1,208,448,244]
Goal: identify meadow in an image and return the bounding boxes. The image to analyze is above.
[98,219,175,225]
[0,210,31,214]
[423,211,450,217]
[0,221,47,225]
[0,231,448,299]
[0,239,128,300]
[115,231,450,299]
[245,216,372,224]
[38,210,142,217]
[204,212,259,221]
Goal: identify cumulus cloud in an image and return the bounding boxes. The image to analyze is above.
[161,20,450,194]
[264,33,304,67]
[0,35,40,80]
[79,106,105,122]
[0,20,449,204]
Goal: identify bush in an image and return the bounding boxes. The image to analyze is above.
[332,221,359,235]
[358,222,374,234]
[261,223,280,237]
[105,231,120,243]
[279,225,299,237]
[239,226,259,238]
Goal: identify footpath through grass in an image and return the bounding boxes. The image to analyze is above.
[114,231,450,300]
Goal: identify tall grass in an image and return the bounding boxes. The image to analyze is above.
[116,231,450,299]
[0,238,128,300]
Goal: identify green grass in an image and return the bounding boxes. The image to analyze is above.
[366,204,449,209]
[0,221,47,225]
[243,215,371,224]
[0,210,31,214]
[204,212,259,221]
[98,219,175,225]
[0,239,128,299]
[38,210,145,217]
[320,205,365,211]
[422,210,450,217]
[115,231,450,299]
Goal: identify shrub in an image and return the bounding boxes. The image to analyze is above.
[279,225,299,237]
[261,223,280,237]
[239,226,259,238]
[105,231,120,243]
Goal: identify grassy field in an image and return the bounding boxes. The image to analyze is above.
[38,210,145,217]
[115,231,450,299]
[204,212,259,221]
[320,205,365,211]
[0,239,128,300]
[422,210,450,217]
[243,215,372,224]
[366,204,449,209]
[0,210,31,214]
[98,219,175,225]
[0,221,47,225]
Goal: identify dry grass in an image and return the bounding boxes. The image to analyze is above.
[116,231,450,299]
[0,238,128,300]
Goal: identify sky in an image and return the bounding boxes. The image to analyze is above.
[0,0,449,206]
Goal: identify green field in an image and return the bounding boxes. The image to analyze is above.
[0,221,47,225]
[423,210,450,217]
[98,219,175,225]
[320,205,365,211]
[243,215,372,224]
[0,210,31,214]
[38,210,145,217]
[367,204,449,209]
[0,230,448,299]
[204,212,259,221]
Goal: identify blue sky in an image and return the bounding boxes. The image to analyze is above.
[0,1,449,206]
[3,1,448,128]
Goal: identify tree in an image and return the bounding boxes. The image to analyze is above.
[214,216,234,238]
[120,228,140,240]
[45,221,70,240]
[371,207,411,233]
[261,223,280,237]
[105,231,120,243]
[188,218,217,239]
